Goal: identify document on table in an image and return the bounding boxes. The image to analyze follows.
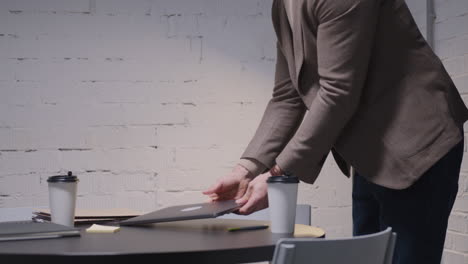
[0,220,80,242]
[33,208,142,224]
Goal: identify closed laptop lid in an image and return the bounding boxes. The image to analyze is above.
[119,200,241,226]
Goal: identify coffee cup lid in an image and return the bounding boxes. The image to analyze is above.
[266,175,299,183]
[47,171,79,183]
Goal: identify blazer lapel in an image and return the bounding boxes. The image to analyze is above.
[272,0,305,88]
[292,4,304,83]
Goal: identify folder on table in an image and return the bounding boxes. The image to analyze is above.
[0,220,80,242]
[33,208,142,224]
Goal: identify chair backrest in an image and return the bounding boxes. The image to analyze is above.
[218,204,311,225]
[272,227,397,264]
[384,231,397,264]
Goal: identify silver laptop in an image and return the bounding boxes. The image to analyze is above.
[119,200,241,226]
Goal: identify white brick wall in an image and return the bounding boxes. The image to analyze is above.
[0,0,467,255]
[430,0,468,262]
[0,0,351,238]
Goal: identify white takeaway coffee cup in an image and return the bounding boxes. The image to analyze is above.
[267,175,299,234]
[47,171,79,227]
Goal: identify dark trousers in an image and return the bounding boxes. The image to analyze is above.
[352,139,464,264]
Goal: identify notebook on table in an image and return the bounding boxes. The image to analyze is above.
[119,200,241,226]
[0,220,81,242]
[33,208,141,224]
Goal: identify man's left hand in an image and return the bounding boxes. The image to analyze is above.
[235,164,284,215]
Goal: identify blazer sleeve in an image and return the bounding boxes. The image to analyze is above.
[241,43,307,169]
[275,0,380,183]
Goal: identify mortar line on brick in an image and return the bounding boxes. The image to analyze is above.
[222,17,229,30]
[101,101,149,105]
[145,8,152,16]
[127,123,187,127]
[7,10,97,16]
[442,249,468,256]
[445,230,468,236]
[5,33,19,38]
[58,148,92,151]
[81,80,152,83]
[89,0,96,15]
[0,149,37,153]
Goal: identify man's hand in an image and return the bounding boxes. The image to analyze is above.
[203,164,254,201]
[269,164,284,176]
[235,171,271,215]
[234,164,285,214]
[203,164,285,215]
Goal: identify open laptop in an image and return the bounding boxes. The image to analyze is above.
[119,200,241,226]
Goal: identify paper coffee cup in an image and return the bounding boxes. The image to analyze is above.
[47,171,79,227]
[267,175,299,234]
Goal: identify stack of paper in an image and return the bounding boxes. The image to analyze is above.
[33,208,142,225]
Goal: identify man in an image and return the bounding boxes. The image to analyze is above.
[204,0,468,263]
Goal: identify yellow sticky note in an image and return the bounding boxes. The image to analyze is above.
[294,224,325,238]
[86,224,120,233]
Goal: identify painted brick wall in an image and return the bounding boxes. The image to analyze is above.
[0,0,352,238]
[431,0,468,262]
[0,0,273,207]
[405,0,468,262]
[0,1,467,255]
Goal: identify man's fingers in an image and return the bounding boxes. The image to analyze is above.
[239,193,268,215]
[238,194,259,215]
[202,182,222,195]
[207,190,239,202]
[236,184,253,205]
[237,180,269,215]
[236,185,258,214]
[206,193,219,202]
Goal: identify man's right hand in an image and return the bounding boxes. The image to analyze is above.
[203,164,254,202]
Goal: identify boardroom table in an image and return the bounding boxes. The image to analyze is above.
[0,218,325,263]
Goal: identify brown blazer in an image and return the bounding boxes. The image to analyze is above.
[241,0,468,189]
